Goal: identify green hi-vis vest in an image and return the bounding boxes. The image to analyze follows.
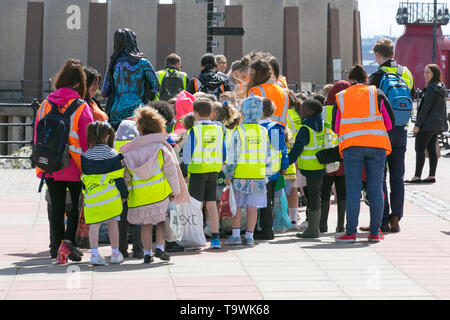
[286,109,302,176]
[82,168,125,225]
[154,68,188,101]
[287,109,302,137]
[114,139,131,153]
[379,65,414,90]
[127,150,172,208]
[188,124,224,174]
[298,124,326,171]
[322,105,334,130]
[234,124,268,179]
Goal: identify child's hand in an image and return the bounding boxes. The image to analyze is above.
[169,194,175,200]
[122,198,127,203]
[225,179,231,186]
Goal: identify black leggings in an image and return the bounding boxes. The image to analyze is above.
[321,174,346,202]
[414,130,439,178]
[46,179,81,251]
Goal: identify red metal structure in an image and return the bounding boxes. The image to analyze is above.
[395,2,450,89]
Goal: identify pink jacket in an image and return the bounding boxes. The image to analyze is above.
[34,88,93,181]
[120,133,191,205]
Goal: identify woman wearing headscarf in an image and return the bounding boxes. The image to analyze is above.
[102,28,159,129]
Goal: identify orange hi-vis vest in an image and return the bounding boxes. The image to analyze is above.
[336,84,391,156]
[277,76,288,89]
[248,82,289,127]
[35,98,87,176]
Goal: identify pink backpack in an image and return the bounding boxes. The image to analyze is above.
[174,90,195,134]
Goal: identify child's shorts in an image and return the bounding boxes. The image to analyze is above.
[233,188,267,209]
[188,172,218,202]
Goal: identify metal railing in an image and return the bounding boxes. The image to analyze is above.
[0,99,40,165]
[0,80,52,102]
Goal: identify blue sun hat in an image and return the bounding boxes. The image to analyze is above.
[241,96,263,124]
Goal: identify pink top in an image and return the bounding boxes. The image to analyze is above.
[34,88,94,181]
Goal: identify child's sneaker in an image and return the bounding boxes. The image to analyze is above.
[335,234,356,243]
[155,248,170,261]
[288,221,300,230]
[90,255,106,266]
[110,252,124,264]
[243,237,255,246]
[211,238,221,249]
[144,254,154,264]
[225,236,242,245]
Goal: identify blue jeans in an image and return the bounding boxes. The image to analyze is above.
[343,147,386,235]
[382,126,407,225]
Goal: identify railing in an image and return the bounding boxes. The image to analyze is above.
[0,80,52,102]
[397,2,449,25]
[0,99,40,166]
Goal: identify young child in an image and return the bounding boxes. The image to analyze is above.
[255,98,289,240]
[121,106,190,263]
[288,99,325,238]
[115,119,144,259]
[224,96,272,246]
[182,99,227,249]
[81,121,128,266]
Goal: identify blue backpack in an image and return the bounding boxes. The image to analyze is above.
[379,66,413,126]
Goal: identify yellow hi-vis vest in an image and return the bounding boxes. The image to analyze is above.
[188,124,224,173]
[234,124,268,179]
[82,168,125,225]
[114,139,131,153]
[298,124,326,171]
[127,150,172,208]
[286,109,302,175]
[154,68,188,101]
[322,105,334,130]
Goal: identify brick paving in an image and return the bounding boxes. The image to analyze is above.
[0,131,450,300]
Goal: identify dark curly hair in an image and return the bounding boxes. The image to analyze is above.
[148,100,175,124]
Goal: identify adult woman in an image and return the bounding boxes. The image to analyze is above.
[35,59,94,260]
[84,66,108,122]
[102,28,159,129]
[407,64,447,184]
[246,59,289,127]
[333,65,394,243]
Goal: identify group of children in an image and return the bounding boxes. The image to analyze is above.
[79,84,335,266]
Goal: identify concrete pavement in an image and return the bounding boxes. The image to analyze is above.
[0,129,450,300]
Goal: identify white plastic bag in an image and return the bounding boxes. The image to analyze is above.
[324,128,340,173]
[176,197,207,248]
[164,201,183,242]
[229,185,237,217]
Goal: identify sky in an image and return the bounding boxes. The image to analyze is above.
[159,0,450,38]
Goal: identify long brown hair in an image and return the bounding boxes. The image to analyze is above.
[86,121,115,148]
[54,59,87,98]
[426,64,442,83]
[245,59,272,96]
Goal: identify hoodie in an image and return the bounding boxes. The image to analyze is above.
[288,113,324,177]
[186,69,232,96]
[416,81,448,132]
[34,88,94,181]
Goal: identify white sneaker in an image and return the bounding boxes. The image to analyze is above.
[90,255,106,266]
[299,220,309,230]
[111,252,123,264]
[288,221,301,230]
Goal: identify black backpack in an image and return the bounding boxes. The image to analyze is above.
[195,77,225,99]
[34,99,83,192]
[159,68,185,101]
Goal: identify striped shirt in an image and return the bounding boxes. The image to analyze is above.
[83,144,119,161]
